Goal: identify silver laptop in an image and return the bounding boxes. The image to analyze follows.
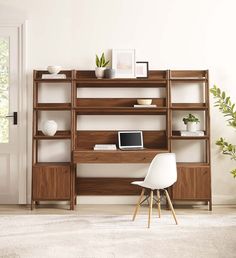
[118,131,144,150]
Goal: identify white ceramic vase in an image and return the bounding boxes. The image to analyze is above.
[42,120,58,136]
[186,122,197,132]
[95,67,106,79]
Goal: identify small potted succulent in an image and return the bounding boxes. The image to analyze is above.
[95,53,110,79]
[183,114,200,132]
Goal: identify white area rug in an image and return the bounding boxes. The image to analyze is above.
[0,214,235,258]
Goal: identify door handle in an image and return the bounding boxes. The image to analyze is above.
[5,112,17,125]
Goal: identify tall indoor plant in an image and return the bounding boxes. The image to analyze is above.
[210,85,236,178]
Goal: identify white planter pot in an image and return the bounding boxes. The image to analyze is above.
[95,67,106,79]
[42,120,58,136]
[186,122,197,132]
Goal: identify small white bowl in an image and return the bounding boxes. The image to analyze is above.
[47,66,61,74]
[137,99,152,105]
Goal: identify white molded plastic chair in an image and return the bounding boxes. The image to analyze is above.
[131,153,178,228]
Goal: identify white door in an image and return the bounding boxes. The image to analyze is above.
[0,26,20,204]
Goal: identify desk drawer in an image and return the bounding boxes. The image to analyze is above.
[120,151,155,163]
[73,150,159,163]
[74,151,120,163]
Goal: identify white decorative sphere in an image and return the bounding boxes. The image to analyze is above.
[42,120,58,136]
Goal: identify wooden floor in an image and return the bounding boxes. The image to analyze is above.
[0,204,235,215]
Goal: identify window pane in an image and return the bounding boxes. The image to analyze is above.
[0,38,9,143]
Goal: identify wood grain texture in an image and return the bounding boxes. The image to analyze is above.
[170,70,207,79]
[34,130,71,140]
[76,130,167,149]
[32,165,71,200]
[73,149,168,164]
[34,103,71,110]
[75,107,167,115]
[172,166,211,200]
[75,70,168,80]
[76,177,143,195]
[76,98,166,108]
[34,70,72,80]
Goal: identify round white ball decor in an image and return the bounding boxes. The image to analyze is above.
[42,120,58,136]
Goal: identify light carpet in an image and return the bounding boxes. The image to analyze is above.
[0,214,235,258]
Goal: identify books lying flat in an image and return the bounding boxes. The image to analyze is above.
[180,130,204,136]
[42,74,66,79]
[133,105,157,108]
[94,144,117,150]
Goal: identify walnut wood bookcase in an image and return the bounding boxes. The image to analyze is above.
[32,70,212,210]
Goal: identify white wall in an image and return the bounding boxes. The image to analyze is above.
[1,0,236,204]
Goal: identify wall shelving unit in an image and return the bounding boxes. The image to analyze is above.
[31,70,76,210]
[31,69,211,210]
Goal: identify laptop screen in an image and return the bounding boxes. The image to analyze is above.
[118,131,143,148]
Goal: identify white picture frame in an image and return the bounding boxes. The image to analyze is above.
[112,49,136,78]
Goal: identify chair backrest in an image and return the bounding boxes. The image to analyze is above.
[143,153,177,189]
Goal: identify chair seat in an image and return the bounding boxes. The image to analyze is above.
[131,181,157,190]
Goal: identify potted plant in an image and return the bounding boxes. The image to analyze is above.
[95,53,109,79]
[183,114,200,132]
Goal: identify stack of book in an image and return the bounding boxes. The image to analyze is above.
[42,74,66,79]
[93,144,117,150]
[180,130,204,136]
[133,104,157,108]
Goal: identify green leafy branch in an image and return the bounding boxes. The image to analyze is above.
[210,85,236,128]
[95,53,109,67]
[210,85,236,178]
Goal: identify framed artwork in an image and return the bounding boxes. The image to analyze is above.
[112,49,136,78]
[136,62,149,78]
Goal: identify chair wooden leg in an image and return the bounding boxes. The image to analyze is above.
[132,188,145,221]
[164,189,178,225]
[148,190,153,228]
[157,190,161,218]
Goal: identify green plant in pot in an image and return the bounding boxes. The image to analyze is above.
[210,85,236,178]
[183,114,200,132]
[95,53,109,79]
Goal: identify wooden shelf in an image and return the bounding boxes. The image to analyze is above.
[34,130,71,140]
[34,70,72,81]
[35,78,72,83]
[75,79,167,88]
[75,98,166,108]
[171,103,208,110]
[170,78,206,82]
[177,162,210,167]
[75,70,167,87]
[171,136,209,140]
[74,107,167,115]
[171,130,208,140]
[34,103,71,110]
[33,162,71,167]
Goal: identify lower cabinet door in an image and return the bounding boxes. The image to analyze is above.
[172,166,210,200]
[33,165,71,200]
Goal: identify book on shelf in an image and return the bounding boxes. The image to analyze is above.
[133,104,157,108]
[42,74,66,79]
[180,130,204,136]
[93,144,117,150]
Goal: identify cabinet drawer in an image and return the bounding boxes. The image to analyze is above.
[32,165,71,200]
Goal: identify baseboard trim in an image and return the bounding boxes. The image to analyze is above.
[213,195,236,205]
